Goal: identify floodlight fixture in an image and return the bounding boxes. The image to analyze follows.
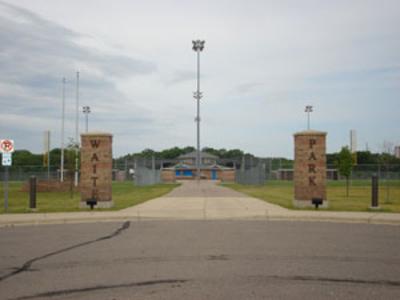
[192,40,205,52]
[305,105,313,130]
[82,106,91,133]
[305,105,313,113]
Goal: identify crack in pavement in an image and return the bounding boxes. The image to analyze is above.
[9,274,399,300]
[0,221,130,282]
[8,279,188,300]
[253,275,400,287]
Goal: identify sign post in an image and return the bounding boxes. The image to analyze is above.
[1,139,14,212]
[3,164,8,212]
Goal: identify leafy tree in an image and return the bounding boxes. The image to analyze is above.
[326,153,339,165]
[225,149,244,159]
[13,150,42,166]
[65,139,79,198]
[160,147,185,159]
[336,146,353,197]
[202,147,220,157]
[182,146,195,154]
[357,151,379,165]
[49,148,62,167]
[138,148,157,158]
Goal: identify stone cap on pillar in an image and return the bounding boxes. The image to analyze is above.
[294,130,327,137]
[81,132,113,137]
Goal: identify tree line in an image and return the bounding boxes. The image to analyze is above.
[113,146,250,165]
[5,147,400,168]
[327,150,400,165]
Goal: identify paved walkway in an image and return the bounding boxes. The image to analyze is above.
[1,180,400,226]
[121,180,287,219]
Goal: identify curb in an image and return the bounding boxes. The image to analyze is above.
[1,212,400,227]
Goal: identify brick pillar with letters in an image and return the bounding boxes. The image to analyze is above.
[293,130,328,208]
[80,132,113,208]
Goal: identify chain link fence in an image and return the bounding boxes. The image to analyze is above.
[2,161,399,186]
[0,165,61,181]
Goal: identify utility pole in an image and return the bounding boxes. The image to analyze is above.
[74,71,79,187]
[192,40,205,180]
[60,77,66,182]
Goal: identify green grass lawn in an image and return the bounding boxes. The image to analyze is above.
[224,180,400,212]
[0,181,179,214]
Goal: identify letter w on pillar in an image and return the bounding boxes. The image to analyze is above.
[90,140,101,148]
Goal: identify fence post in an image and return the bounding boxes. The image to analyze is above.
[371,174,379,209]
[29,176,37,209]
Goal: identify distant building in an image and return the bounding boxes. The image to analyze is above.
[162,151,234,182]
[395,146,400,159]
[178,151,218,166]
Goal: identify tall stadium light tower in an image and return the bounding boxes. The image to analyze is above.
[82,106,91,133]
[305,105,313,130]
[192,39,205,180]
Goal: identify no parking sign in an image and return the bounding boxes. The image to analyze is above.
[1,139,14,211]
[1,139,14,167]
[0,139,15,153]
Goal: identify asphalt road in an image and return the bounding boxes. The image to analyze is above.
[1,221,400,300]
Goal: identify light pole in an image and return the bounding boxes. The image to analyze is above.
[305,105,313,130]
[60,77,66,182]
[82,106,91,133]
[192,39,205,180]
[74,71,80,187]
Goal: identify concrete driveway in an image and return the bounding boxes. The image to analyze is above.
[2,181,400,226]
[122,180,286,219]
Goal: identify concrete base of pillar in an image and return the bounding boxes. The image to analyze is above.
[369,206,381,211]
[80,201,114,209]
[293,199,329,209]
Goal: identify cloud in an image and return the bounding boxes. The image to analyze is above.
[234,82,264,94]
[167,70,196,85]
[0,1,159,155]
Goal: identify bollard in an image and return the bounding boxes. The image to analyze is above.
[312,197,323,209]
[29,176,37,209]
[371,174,379,208]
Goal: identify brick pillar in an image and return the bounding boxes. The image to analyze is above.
[80,132,113,208]
[294,130,328,208]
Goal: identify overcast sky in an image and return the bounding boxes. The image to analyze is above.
[0,0,399,158]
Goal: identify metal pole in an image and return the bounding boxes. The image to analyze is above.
[61,78,65,182]
[82,106,90,133]
[4,166,8,212]
[75,71,80,147]
[47,131,50,182]
[196,49,200,180]
[371,174,379,208]
[29,176,37,209]
[305,105,312,130]
[74,71,79,187]
[85,112,88,133]
[192,40,204,180]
